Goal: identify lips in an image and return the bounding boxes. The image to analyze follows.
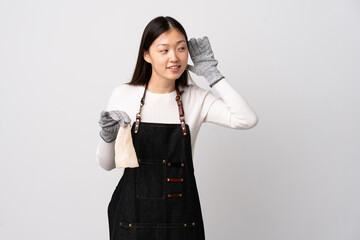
[167,65,180,69]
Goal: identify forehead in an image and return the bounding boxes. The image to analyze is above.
[153,29,186,47]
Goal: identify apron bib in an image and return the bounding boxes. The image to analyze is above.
[107,82,205,240]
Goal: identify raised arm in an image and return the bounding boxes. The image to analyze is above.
[202,78,258,129]
[187,36,258,129]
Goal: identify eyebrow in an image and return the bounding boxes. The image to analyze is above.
[156,40,186,47]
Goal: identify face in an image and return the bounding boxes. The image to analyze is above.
[143,28,188,84]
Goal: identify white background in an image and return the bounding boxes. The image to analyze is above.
[1,0,359,239]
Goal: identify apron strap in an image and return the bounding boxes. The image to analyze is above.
[175,88,187,136]
[134,81,187,136]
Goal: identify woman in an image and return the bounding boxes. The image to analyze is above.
[97,16,258,240]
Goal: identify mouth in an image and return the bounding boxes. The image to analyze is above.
[167,65,181,69]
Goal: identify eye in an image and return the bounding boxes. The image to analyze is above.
[179,47,186,51]
[160,49,168,53]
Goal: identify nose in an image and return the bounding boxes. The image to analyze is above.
[169,50,179,62]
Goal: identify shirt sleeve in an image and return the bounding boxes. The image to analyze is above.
[95,86,121,171]
[202,79,258,129]
[96,139,116,171]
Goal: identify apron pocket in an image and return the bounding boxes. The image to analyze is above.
[136,158,166,199]
[119,221,196,240]
[118,222,132,239]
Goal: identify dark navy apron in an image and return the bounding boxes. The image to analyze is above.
[107,82,206,240]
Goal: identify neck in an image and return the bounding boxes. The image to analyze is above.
[146,77,176,94]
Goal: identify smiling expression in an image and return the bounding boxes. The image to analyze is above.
[143,28,188,84]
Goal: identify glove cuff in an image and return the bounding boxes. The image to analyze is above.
[203,67,225,87]
[209,76,225,88]
[99,131,116,143]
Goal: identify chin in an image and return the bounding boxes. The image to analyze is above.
[177,69,186,77]
[169,73,184,79]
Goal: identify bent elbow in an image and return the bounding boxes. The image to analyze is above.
[103,166,115,171]
[98,160,114,171]
[96,148,115,171]
[232,115,258,129]
[96,140,115,171]
[247,115,258,129]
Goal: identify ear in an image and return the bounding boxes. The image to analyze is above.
[143,51,151,64]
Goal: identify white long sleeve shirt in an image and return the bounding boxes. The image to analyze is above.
[96,78,258,171]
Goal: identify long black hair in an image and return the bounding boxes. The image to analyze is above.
[127,16,190,88]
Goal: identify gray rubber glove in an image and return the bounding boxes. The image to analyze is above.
[99,110,131,143]
[186,36,225,87]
